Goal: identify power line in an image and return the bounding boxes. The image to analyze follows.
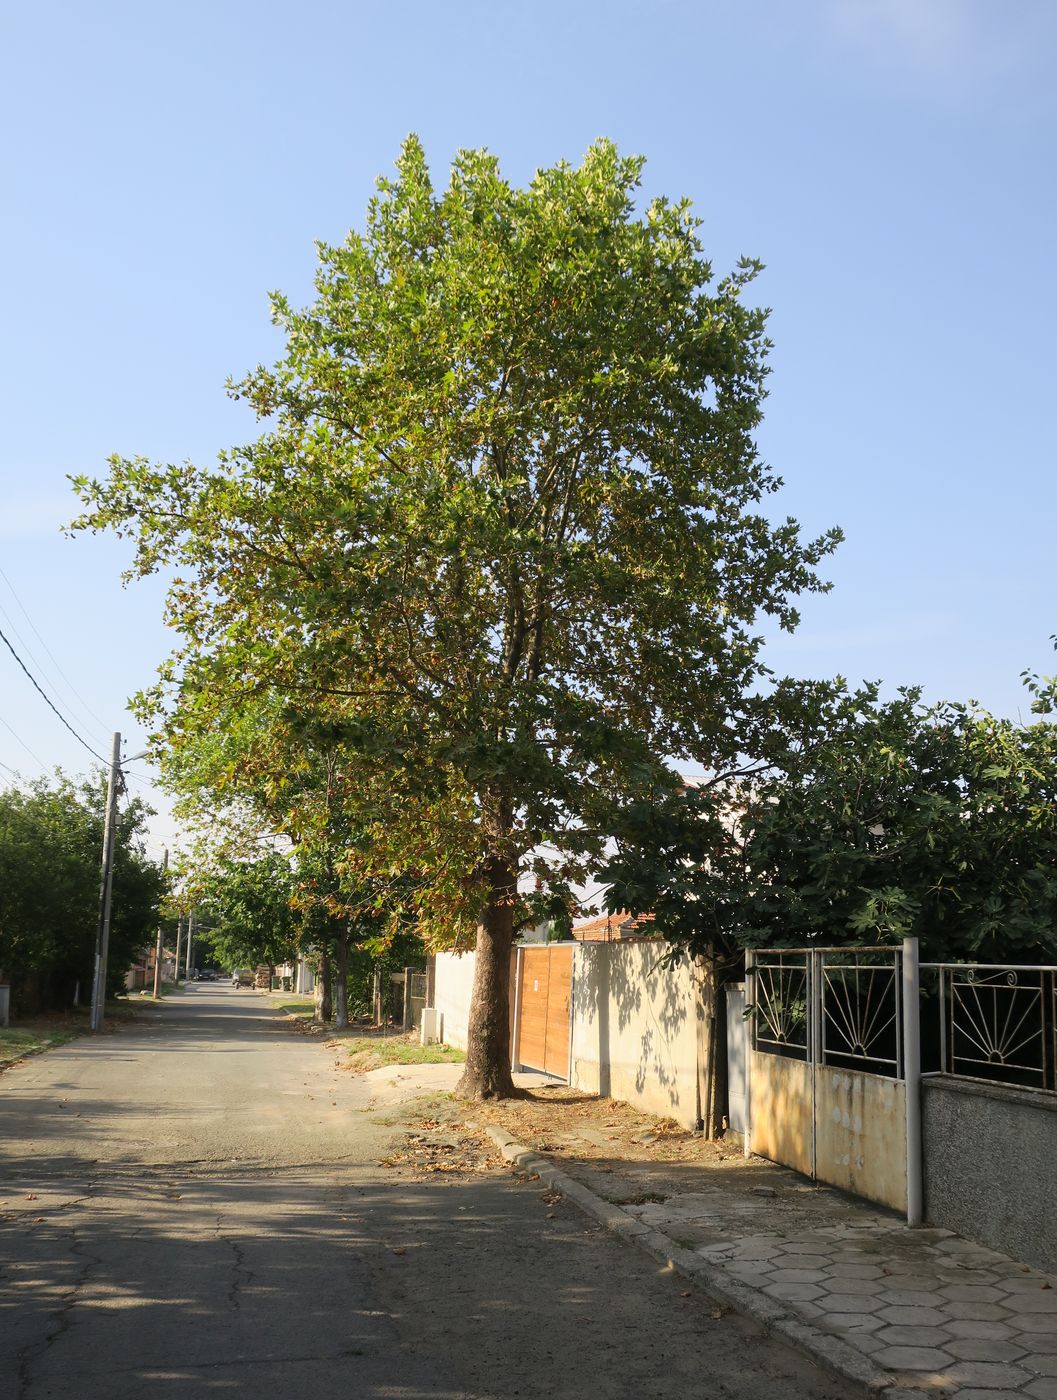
[0,569,111,742]
[0,713,47,770]
[0,623,106,763]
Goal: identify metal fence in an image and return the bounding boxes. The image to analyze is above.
[922,962,1057,1093]
[751,946,905,1078]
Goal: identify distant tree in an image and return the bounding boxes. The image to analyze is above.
[198,852,300,973]
[0,773,165,1013]
[72,138,839,1096]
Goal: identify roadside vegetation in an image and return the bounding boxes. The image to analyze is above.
[341,1037,465,1073]
[0,1019,83,1070]
[0,774,167,1016]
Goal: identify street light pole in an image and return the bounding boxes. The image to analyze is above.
[90,732,122,1032]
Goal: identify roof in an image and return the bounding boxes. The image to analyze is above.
[570,911,657,942]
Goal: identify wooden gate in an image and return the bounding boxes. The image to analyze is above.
[515,945,573,1080]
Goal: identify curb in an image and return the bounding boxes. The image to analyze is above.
[483,1125,893,1397]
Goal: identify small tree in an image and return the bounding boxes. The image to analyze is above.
[72,138,839,1096]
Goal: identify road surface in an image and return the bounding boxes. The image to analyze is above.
[0,986,843,1399]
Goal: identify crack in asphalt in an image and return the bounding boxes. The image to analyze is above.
[16,1227,103,1400]
[212,1213,254,1310]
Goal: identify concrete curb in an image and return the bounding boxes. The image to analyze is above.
[482,1125,893,1396]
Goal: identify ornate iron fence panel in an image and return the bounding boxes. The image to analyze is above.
[750,946,904,1076]
[923,962,1057,1092]
[751,952,810,1061]
[820,950,902,1075]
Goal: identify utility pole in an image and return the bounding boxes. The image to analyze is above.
[152,848,169,999]
[173,915,183,983]
[186,909,196,980]
[90,732,122,1033]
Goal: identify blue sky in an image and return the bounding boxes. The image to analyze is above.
[1,0,1055,853]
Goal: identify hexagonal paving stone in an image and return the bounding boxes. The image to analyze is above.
[945,1319,1014,1341]
[1022,1354,1057,1376]
[999,1276,1057,1294]
[825,1312,885,1334]
[1017,1293,1057,1314]
[945,1339,1028,1362]
[1028,1381,1057,1400]
[873,1344,954,1370]
[876,1325,952,1348]
[879,1305,949,1327]
[767,1268,831,1285]
[942,1301,1012,1321]
[827,1262,885,1280]
[880,1289,945,1308]
[879,1276,940,1294]
[1016,1333,1057,1353]
[764,1282,825,1302]
[947,1362,1032,1389]
[823,1277,884,1296]
[937,1268,1002,1286]
[818,1294,885,1314]
[1016,1314,1057,1334]
[941,1284,1006,1303]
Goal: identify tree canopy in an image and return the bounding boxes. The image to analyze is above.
[603,681,1057,965]
[0,773,165,1012]
[72,137,839,1094]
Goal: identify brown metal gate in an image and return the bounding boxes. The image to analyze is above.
[515,945,573,1080]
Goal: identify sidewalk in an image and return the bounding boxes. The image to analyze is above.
[476,1106,1057,1399]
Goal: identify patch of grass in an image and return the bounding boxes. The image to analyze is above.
[0,1025,81,1069]
[344,1036,465,1073]
[276,998,316,1022]
[369,1091,458,1126]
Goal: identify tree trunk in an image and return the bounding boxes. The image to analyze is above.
[694,951,721,1139]
[333,930,349,1031]
[454,857,518,1100]
[314,948,332,1024]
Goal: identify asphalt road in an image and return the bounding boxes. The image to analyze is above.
[0,986,843,1400]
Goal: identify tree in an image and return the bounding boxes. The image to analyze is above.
[72,138,839,1096]
[602,681,1057,1126]
[0,772,165,1013]
[198,852,300,972]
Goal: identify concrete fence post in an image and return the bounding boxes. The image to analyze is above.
[902,935,923,1226]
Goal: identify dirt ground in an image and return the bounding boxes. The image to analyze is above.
[376,1082,777,1204]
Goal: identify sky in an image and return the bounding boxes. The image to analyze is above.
[1,0,1055,859]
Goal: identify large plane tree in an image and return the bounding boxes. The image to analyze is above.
[72,138,838,1097]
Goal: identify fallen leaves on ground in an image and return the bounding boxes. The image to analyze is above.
[379,1121,499,1179]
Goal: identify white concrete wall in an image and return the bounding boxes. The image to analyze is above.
[570,941,699,1129]
[433,949,477,1051]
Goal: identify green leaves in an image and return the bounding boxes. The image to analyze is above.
[71,137,841,946]
[603,681,1057,964]
[0,773,166,1008]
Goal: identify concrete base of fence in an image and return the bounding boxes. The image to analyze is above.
[923,1073,1057,1275]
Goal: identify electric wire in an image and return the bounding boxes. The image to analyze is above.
[0,622,106,762]
[0,574,110,744]
[0,713,47,770]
